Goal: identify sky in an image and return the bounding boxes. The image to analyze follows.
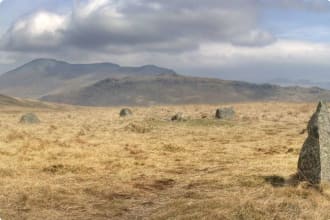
[1,0,330,83]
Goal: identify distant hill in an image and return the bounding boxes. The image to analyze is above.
[41,74,330,106]
[0,58,177,98]
[268,78,330,90]
[2,58,330,106]
[0,94,52,108]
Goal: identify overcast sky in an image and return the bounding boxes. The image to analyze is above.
[1,0,330,82]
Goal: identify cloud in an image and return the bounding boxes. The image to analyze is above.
[1,11,67,51]
[1,0,330,82]
[230,29,276,47]
[180,40,330,81]
[0,0,276,53]
[259,0,330,12]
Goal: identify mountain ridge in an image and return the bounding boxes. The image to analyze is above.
[2,58,330,106]
[0,58,177,98]
[41,74,330,106]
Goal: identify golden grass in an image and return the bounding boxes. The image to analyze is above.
[0,102,329,219]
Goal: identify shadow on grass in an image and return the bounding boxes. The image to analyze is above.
[262,173,300,187]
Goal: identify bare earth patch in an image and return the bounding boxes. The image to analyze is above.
[0,102,328,219]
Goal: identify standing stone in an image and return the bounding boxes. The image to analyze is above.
[298,101,330,184]
[215,107,235,120]
[120,108,133,117]
[19,113,40,124]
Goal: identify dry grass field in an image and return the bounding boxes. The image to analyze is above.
[0,102,329,219]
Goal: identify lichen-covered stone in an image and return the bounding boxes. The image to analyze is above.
[120,108,133,117]
[19,113,40,124]
[215,107,235,120]
[298,101,330,184]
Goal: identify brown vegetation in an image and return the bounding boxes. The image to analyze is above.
[0,102,328,219]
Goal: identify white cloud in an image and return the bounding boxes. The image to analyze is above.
[1,11,67,50]
[76,0,122,18]
[1,0,275,52]
[12,12,66,35]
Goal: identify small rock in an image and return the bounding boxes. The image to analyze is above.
[287,148,294,153]
[171,113,184,121]
[19,113,40,124]
[215,107,235,120]
[120,108,133,117]
[200,113,208,119]
[299,128,307,135]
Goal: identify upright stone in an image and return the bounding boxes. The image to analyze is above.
[298,101,330,184]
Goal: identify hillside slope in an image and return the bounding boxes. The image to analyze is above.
[41,75,330,106]
[0,94,52,108]
[0,59,177,98]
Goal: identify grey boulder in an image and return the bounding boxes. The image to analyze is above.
[20,113,41,124]
[215,107,235,120]
[120,108,133,117]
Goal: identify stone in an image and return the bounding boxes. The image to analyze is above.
[120,108,133,117]
[297,101,330,184]
[171,113,184,121]
[215,107,235,120]
[19,113,40,124]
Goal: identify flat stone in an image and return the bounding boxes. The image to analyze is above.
[298,101,330,184]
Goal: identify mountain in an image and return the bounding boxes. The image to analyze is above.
[3,58,330,106]
[268,78,330,90]
[0,58,177,98]
[41,74,330,106]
